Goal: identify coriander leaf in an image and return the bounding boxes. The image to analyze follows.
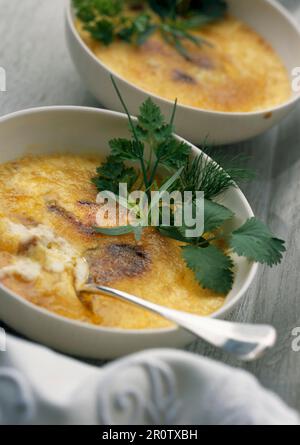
[182,244,234,294]
[229,217,286,266]
[109,138,144,160]
[92,156,138,194]
[204,199,234,233]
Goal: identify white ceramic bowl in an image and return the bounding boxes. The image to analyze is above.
[0,106,257,359]
[65,0,300,145]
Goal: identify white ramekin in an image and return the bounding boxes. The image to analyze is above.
[0,106,257,358]
[65,0,300,145]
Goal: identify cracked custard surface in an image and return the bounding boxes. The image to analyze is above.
[0,155,225,329]
[76,15,290,112]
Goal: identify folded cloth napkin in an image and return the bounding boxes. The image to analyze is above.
[0,334,298,425]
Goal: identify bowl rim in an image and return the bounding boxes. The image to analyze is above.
[0,105,258,336]
[66,0,300,117]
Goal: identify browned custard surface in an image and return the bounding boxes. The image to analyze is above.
[77,15,290,112]
[0,155,225,329]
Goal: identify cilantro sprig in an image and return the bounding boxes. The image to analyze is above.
[73,0,227,59]
[92,77,285,294]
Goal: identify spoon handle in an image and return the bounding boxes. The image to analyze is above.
[82,284,276,361]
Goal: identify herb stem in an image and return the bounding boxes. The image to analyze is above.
[197,234,223,246]
[110,75,139,143]
[140,158,150,193]
[170,98,178,126]
[148,157,160,187]
[111,75,150,189]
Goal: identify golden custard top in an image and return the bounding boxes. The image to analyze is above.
[0,155,224,329]
[77,15,290,112]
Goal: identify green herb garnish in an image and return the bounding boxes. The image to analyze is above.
[229,218,286,266]
[91,155,138,194]
[182,244,234,294]
[73,0,227,59]
[92,77,285,294]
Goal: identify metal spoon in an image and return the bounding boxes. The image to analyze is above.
[79,283,276,361]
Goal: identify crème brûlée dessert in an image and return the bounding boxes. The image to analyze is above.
[76,15,291,112]
[0,154,225,330]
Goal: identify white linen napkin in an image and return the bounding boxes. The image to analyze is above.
[0,334,298,425]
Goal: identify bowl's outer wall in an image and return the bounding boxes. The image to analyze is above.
[0,284,196,358]
[0,107,256,359]
[65,0,300,145]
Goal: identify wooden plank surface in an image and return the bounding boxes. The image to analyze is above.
[0,0,300,412]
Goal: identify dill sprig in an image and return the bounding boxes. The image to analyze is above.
[172,153,235,200]
[204,147,256,184]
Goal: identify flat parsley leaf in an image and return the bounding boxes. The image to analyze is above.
[229,218,286,266]
[182,244,234,294]
[204,199,234,233]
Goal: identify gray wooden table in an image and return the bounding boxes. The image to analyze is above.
[1,0,300,413]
